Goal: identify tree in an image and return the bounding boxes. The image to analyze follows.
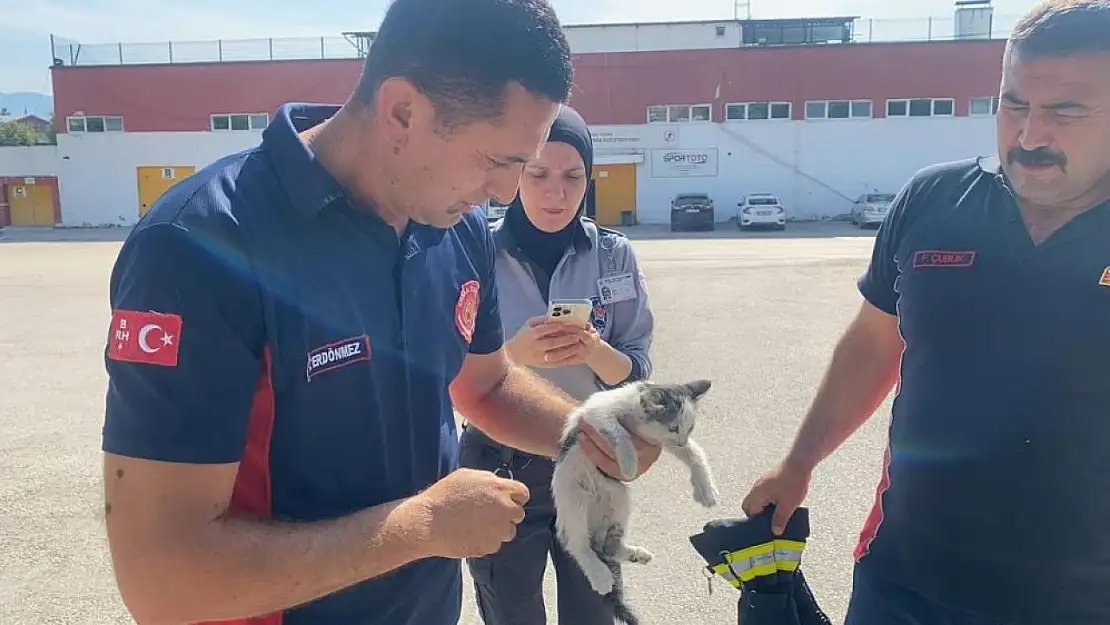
[0,121,42,146]
[45,113,57,144]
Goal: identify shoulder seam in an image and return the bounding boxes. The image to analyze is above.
[137,152,255,233]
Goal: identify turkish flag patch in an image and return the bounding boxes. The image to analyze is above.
[107,309,183,367]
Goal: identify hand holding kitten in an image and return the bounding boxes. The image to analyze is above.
[577,419,662,481]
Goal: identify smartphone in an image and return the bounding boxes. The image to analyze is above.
[546,298,593,325]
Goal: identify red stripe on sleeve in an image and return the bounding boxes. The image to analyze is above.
[194,346,283,625]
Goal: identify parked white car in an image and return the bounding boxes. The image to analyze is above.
[850,192,896,228]
[736,193,787,230]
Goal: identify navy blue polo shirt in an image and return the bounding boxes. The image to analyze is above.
[102,103,504,625]
[854,157,1110,624]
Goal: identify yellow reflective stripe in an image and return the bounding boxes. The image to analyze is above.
[709,538,809,586]
[723,541,777,582]
[773,539,806,572]
[710,563,742,588]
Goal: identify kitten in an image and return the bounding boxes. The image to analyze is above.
[551,379,719,625]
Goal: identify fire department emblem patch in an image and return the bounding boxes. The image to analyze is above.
[589,295,608,333]
[455,280,480,344]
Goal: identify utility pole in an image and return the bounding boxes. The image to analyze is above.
[734,0,751,20]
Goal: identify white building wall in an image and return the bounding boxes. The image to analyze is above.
[0,146,60,177]
[54,131,263,227]
[564,21,740,53]
[625,116,998,224]
[41,118,997,227]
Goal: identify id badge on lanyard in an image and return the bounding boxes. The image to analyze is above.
[597,235,636,305]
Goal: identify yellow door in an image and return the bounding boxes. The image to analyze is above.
[8,183,55,226]
[137,166,196,216]
[592,164,637,226]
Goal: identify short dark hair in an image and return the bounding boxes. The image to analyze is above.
[1009,0,1110,58]
[353,0,574,129]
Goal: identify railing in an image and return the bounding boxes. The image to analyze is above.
[49,14,1023,67]
[49,35,365,67]
[852,14,1020,43]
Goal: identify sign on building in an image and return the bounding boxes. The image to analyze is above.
[650,148,719,178]
[591,124,680,151]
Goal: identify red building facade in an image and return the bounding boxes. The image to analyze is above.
[51,40,1007,131]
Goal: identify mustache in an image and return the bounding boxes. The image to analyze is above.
[1008,147,1067,169]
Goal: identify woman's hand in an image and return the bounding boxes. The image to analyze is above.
[542,322,604,367]
[557,322,637,385]
[505,316,586,369]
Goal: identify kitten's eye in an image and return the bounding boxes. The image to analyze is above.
[669,425,680,434]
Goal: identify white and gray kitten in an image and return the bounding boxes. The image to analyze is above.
[551,379,719,625]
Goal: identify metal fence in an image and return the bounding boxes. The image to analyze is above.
[853,14,1020,43]
[49,35,365,67]
[49,14,1023,67]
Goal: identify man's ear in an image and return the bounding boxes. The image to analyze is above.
[374,77,430,136]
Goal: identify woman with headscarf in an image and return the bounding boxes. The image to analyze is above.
[458,104,656,624]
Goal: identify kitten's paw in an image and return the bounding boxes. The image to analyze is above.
[582,561,615,595]
[616,446,639,482]
[625,545,653,564]
[692,478,720,508]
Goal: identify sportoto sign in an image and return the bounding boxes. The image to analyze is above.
[650,148,719,178]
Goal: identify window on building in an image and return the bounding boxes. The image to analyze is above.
[715,25,727,38]
[66,115,124,133]
[886,98,956,118]
[828,101,851,118]
[969,97,1000,116]
[647,104,712,123]
[725,101,792,121]
[742,20,853,46]
[851,101,873,118]
[210,113,270,131]
[934,99,955,116]
[804,100,872,120]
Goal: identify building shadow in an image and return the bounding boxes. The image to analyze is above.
[0,226,133,244]
[612,220,879,241]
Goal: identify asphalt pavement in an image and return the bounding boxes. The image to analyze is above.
[0,222,893,625]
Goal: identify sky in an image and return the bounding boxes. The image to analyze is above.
[0,0,1038,94]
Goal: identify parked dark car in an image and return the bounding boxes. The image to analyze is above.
[670,192,715,231]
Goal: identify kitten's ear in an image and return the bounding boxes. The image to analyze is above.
[685,379,712,401]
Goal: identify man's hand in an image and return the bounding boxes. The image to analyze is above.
[740,458,813,535]
[409,468,530,559]
[577,420,662,481]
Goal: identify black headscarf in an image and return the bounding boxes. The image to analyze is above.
[504,104,593,279]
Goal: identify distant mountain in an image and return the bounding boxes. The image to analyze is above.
[0,92,53,120]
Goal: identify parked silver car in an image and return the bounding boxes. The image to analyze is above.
[485,199,510,221]
[850,192,895,228]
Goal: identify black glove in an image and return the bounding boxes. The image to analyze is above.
[689,506,831,625]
